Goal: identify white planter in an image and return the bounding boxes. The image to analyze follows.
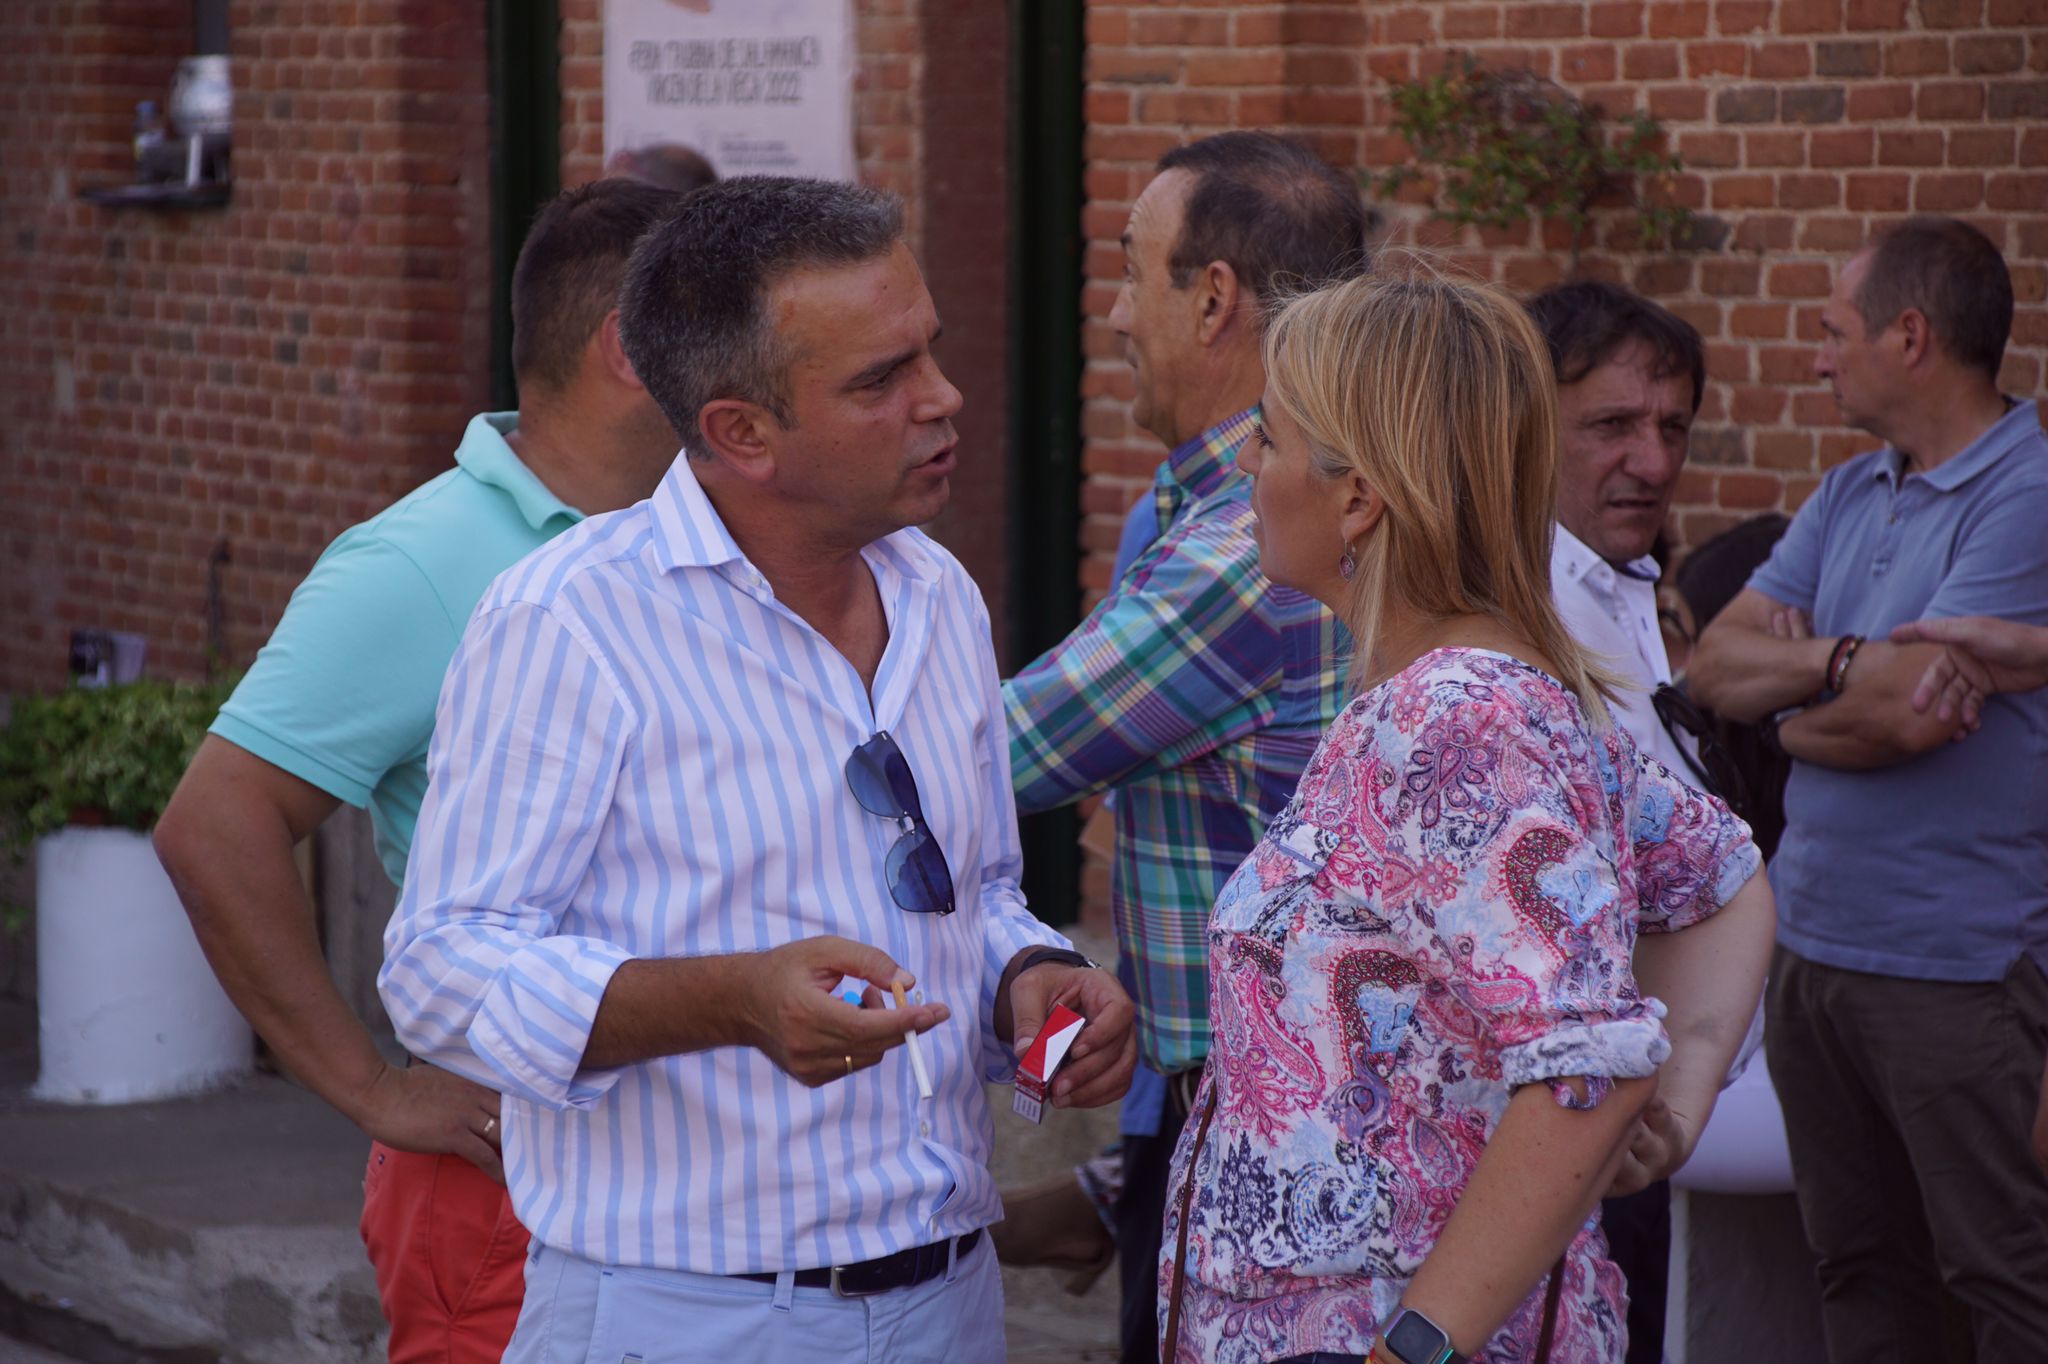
[34,825,252,1104]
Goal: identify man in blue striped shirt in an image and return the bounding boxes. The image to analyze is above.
[380,177,1136,1364]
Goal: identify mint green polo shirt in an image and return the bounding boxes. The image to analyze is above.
[212,413,583,887]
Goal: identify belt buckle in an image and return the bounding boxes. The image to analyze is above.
[828,1263,887,1299]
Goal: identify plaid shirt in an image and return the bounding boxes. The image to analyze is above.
[1004,407,1348,1072]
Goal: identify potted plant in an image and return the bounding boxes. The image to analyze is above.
[0,677,252,1103]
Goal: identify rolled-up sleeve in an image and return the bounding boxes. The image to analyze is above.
[1629,750,1761,935]
[1395,705,1669,1106]
[379,599,638,1111]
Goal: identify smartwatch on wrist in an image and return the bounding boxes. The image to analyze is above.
[1380,1307,1467,1364]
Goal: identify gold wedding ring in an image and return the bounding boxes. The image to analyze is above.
[844,1054,854,1077]
[483,1116,497,1137]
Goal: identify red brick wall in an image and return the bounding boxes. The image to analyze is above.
[1079,0,2048,594]
[0,1,495,692]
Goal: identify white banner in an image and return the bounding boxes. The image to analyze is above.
[603,0,857,182]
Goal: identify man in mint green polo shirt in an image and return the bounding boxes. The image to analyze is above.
[153,177,686,1364]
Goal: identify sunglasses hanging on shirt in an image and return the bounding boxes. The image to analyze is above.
[844,730,957,916]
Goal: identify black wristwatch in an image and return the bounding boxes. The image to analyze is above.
[1009,946,1097,977]
[1381,1307,1467,1364]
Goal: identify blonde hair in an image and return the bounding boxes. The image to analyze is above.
[1263,255,1617,720]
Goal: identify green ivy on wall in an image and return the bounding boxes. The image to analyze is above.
[1376,56,1695,267]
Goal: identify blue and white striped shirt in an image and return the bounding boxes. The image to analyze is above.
[379,454,1069,1274]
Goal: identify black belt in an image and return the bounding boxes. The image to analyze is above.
[735,1229,982,1297]
[1165,1064,1205,1120]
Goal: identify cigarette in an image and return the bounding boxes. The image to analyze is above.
[892,981,934,1101]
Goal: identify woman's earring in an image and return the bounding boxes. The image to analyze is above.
[1338,542,1357,580]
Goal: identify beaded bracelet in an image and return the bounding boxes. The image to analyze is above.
[1826,634,1866,693]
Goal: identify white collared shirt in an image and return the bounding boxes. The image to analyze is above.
[1550,522,1695,776]
[380,454,1068,1274]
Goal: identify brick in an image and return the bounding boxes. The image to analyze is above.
[1816,40,1881,77]
[1920,0,1986,21]
[1589,2,1645,35]
[1626,43,1683,79]
[1721,472,1789,509]
[1987,172,2048,210]
[1730,302,1792,337]
[1957,34,2026,74]
[1779,0,1846,30]
[1879,130,1946,165]
[1702,258,1763,294]
[1650,2,1715,36]
[1732,213,1798,250]
[1950,127,2018,166]
[1131,10,1231,46]
[1916,172,1988,210]
[1137,90,1233,124]
[1919,81,1989,119]
[1779,172,1844,207]
[1443,5,1506,39]
[1762,343,1822,383]
[1987,0,2046,19]
[1848,82,1916,119]
[1685,41,1748,76]
[1283,8,1368,44]
[1649,86,1711,119]
[1560,44,1620,81]
[1505,4,1586,37]
[1715,85,1778,122]
[1752,42,1816,78]
[1987,81,2048,119]
[1745,130,1808,165]
[1846,171,1913,209]
[1088,48,1183,84]
[1732,386,1788,424]
[1681,131,1744,167]
[1883,36,1951,75]
[1846,0,1911,25]
[1184,51,1286,86]
[1818,129,1875,165]
[1715,0,1776,31]
[1764,260,1831,299]
[1783,85,1849,121]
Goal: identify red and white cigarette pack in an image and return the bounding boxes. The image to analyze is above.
[1012,1004,1086,1124]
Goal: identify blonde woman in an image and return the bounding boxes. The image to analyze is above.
[1157,267,1775,1364]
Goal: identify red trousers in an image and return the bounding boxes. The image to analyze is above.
[359,1142,527,1364]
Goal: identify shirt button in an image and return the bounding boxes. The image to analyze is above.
[919,1121,931,1138]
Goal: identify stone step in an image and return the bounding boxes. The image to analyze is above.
[0,1002,383,1364]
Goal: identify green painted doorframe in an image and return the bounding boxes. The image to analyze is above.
[1008,0,1085,925]
[488,0,561,411]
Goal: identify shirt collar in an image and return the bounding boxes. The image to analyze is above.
[453,412,583,532]
[1163,406,1258,500]
[647,446,942,587]
[1871,397,2038,493]
[1551,522,1657,587]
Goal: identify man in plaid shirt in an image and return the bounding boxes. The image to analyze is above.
[1002,131,1368,1364]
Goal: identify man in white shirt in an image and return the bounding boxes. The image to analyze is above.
[1526,280,1708,1364]
[1530,281,1704,778]
[380,177,1137,1364]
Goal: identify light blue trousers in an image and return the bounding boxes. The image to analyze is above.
[504,1233,1004,1364]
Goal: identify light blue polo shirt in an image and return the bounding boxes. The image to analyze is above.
[212,413,584,887]
[1748,399,2048,981]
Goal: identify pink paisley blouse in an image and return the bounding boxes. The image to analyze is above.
[1160,648,1759,1364]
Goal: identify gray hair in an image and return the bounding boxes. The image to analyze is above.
[617,176,905,443]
